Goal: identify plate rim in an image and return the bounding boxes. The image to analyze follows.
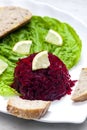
[0,0,87,123]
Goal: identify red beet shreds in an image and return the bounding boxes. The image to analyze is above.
[11,53,75,101]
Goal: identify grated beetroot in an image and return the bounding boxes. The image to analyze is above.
[11,53,75,101]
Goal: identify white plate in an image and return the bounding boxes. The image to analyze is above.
[0,0,87,123]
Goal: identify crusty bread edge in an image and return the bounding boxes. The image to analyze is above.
[71,68,87,102]
[7,100,51,119]
[71,91,87,102]
[0,6,32,38]
[0,17,32,38]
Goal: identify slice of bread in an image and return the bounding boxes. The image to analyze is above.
[0,6,32,38]
[71,68,87,102]
[7,96,51,119]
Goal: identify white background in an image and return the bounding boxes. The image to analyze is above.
[0,0,87,129]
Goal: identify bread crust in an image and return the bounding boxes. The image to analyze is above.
[71,68,87,102]
[7,97,51,119]
[0,6,32,38]
[71,93,87,102]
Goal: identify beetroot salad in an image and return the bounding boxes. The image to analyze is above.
[11,53,75,101]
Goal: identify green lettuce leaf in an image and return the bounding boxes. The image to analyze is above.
[0,16,82,96]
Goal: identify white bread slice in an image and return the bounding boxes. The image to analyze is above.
[7,96,51,119]
[0,6,32,38]
[71,68,87,102]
